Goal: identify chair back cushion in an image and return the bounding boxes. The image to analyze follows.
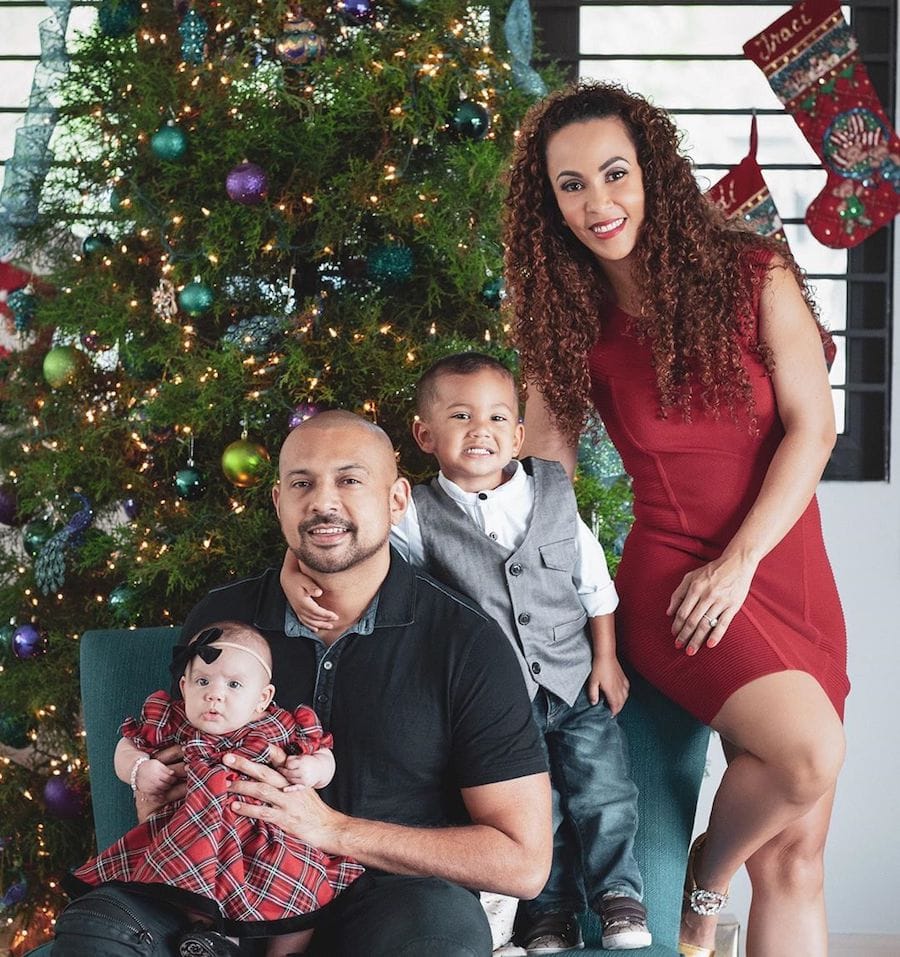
[80,628,180,851]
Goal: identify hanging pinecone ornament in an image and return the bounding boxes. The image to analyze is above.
[151,277,179,320]
[178,8,208,64]
[744,0,900,248]
[222,314,286,355]
[7,287,36,332]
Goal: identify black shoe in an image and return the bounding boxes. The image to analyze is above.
[517,912,584,954]
[178,929,241,957]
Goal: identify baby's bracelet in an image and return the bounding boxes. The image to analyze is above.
[129,755,150,793]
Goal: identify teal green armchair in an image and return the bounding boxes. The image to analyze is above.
[34,627,709,956]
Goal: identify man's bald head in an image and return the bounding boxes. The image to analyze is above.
[278,410,398,481]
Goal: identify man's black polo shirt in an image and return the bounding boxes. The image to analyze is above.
[180,549,547,829]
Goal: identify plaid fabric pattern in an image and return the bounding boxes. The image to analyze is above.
[74,691,364,922]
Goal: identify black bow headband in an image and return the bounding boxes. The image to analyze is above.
[169,626,224,680]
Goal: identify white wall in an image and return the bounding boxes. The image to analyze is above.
[695,41,900,941]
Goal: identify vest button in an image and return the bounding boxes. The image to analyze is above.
[322,660,333,670]
[478,492,488,500]
[518,612,531,625]
[317,693,327,704]
[509,562,523,576]
[489,532,498,540]
[531,661,541,675]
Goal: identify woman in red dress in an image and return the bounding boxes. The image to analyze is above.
[72,622,364,957]
[503,82,848,957]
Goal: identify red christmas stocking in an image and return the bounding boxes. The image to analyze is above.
[707,116,837,367]
[744,0,900,249]
[707,114,788,244]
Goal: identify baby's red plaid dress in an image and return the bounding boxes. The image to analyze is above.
[72,691,364,926]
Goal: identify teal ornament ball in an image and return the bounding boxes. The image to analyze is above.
[0,712,31,749]
[82,233,113,257]
[481,276,506,308]
[367,243,414,284]
[7,288,36,332]
[178,280,214,316]
[276,14,327,67]
[0,623,15,660]
[222,438,271,488]
[43,345,83,388]
[151,123,188,162]
[450,101,491,141]
[108,583,138,622]
[174,466,206,500]
[98,0,141,37]
[22,520,55,559]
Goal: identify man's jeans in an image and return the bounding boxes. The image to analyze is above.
[522,685,643,919]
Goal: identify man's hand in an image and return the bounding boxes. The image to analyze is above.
[224,752,344,852]
[135,744,186,823]
[280,549,339,631]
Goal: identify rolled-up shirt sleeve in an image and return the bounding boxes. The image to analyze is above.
[574,515,619,618]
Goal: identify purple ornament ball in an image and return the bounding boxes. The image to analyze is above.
[289,402,320,429]
[12,623,47,660]
[122,496,140,520]
[0,486,19,527]
[43,774,86,819]
[225,162,268,206]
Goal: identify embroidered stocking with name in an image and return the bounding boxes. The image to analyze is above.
[744,0,900,248]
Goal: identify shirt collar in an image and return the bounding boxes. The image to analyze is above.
[436,458,523,504]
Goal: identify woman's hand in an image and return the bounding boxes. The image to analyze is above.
[666,553,757,655]
[279,549,339,631]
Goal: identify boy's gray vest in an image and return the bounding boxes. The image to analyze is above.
[412,457,591,706]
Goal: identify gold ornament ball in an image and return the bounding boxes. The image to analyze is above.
[222,438,271,488]
[43,345,83,388]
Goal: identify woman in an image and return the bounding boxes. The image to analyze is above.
[503,81,848,957]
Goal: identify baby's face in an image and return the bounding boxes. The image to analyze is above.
[179,645,274,735]
[414,369,524,492]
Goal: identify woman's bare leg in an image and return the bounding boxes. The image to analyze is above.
[679,671,844,952]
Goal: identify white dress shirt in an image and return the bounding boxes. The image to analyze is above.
[391,459,618,618]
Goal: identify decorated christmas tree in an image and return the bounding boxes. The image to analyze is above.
[0,0,631,944]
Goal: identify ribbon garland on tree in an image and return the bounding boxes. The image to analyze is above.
[0,0,71,259]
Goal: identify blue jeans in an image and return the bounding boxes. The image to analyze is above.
[523,686,643,919]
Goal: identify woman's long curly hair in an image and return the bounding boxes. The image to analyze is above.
[503,80,821,440]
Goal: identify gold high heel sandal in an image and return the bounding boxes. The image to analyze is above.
[678,833,729,957]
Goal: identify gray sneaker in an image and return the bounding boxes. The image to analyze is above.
[519,912,584,954]
[598,895,652,950]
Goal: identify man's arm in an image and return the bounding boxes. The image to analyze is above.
[224,755,551,899]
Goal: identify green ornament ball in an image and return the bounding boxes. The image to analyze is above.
[222,438,271,488]
[174,466,206,500]
[22,520,55,558]
[43,345,83,388]
[450,101,491,141]
[178,280,214,316]
[151,123,188,162]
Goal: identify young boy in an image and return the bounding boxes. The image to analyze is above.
[290,353,651,953]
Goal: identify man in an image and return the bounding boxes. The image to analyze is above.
[54,411,551,957]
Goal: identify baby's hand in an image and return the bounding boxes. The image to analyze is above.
[281,750,336,792]
[587,655,630,716]
[134,757,178,800]
[280,549,339,631]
